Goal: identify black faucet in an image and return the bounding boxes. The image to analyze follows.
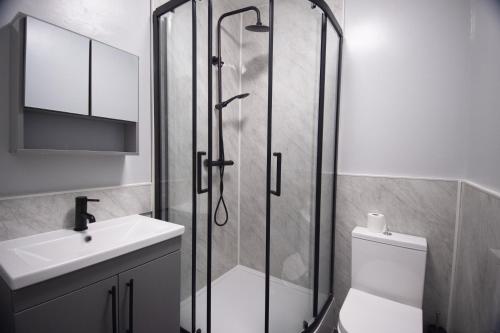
[74,196,100,231]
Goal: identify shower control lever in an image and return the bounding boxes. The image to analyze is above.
[212,56,224,67]
[204,159,234,168]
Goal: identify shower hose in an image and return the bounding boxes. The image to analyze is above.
[214,125,229,227]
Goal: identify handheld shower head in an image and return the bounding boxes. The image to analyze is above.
[215,93,250,110]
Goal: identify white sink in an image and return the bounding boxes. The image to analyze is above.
[0,215,184,290]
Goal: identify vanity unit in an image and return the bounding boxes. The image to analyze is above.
[0,215,184,333]
[10,15,139,154]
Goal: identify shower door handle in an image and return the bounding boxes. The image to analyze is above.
[271,152,282,196]
[197,152,208,194]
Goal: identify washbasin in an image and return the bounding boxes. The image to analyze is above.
[0,215,184,290]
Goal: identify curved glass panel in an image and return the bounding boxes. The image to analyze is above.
[318,19,340,312]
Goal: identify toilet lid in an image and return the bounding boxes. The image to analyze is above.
[339,289,422,333]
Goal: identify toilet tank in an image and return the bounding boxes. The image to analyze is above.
[351,227,427,308]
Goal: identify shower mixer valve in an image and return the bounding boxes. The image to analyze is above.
[204,159,235,168]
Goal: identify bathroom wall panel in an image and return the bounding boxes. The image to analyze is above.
[238,0,343,293]
[239,0,326,291]
[339,0,470,179]
[210,0,242,283]
[0,184,151,241]
[450,183,500,333]
[154,0,242,308]
[465,0,500,193]
[207,3,246,326]
[239,3,270,279]
[334,175,458,327]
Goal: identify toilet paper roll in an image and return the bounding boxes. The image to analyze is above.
[367,213,386,233]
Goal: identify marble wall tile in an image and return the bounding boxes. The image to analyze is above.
[239,1,270,278]
[450,183,500,333]
[0,184,152,242]
[334,175,458,327]
[208,0,241,287]
[163,0,245,304]
[239,0,328,290]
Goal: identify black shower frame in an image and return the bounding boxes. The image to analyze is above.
[152,0,343,332]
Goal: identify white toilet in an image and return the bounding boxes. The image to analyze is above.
[338,227,427,333]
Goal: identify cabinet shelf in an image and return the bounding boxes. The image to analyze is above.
[16,149,138,156]
[12,108,138,155]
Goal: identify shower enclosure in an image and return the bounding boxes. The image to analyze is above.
[153,0,342,332]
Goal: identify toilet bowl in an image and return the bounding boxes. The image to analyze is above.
[337,289,422,333]
[337,227,427,333]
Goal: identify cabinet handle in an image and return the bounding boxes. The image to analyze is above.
[126,279,134,333]
[197,152,208,194]
[108,286,117,333]
[271,153,282,196]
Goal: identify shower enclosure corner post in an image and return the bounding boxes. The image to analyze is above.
[191,1,198,333]
[265,1,275,333]
[153,8,161,221]
[206,1,213,333]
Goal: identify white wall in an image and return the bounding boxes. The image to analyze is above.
[466,0,500,193]
[0,0,152,196]
[339,0,470,180]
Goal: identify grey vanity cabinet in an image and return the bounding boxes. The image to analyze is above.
[24,17,90,115]
[118,253,180,333]
[14,276,117,333]
[0,239,181,333]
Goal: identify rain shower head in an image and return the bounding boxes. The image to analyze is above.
[215,93,250,110]
[245,21,270,32]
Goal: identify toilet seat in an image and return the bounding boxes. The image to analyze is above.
[338,288,422,333]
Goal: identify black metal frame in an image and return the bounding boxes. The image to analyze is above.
[312,13,328,317]
[264,1,274,332]
[153,1,199,332]
[265,0,343,331]
[206,1,214,333]
[153,0,344,332]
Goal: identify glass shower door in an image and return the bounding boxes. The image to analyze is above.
[268,0,323,332]
[154,1,203,332]
[267,1,341,332]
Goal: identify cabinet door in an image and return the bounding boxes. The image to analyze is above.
[91,41,139,122]
[118,252,180,333]
[24,16,90,115]
[14,276,118,333]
